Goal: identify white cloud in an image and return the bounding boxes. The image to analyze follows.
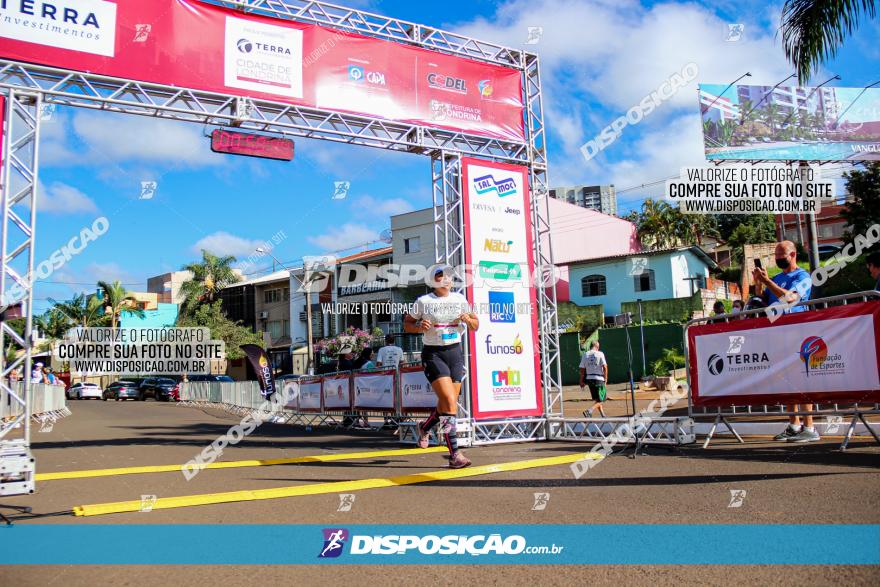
[37,182,99,214]
[81,263,143,289]
[450,0,794,191]
[307,223,379,251]
[42,109,222,169]
[351,195,414,217]
[191,231,268,258]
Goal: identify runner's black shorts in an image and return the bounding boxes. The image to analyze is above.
[421,343,465,383]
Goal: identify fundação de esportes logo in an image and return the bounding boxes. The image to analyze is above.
[798,336,845,376]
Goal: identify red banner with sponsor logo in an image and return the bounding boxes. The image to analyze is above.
[0,0,524,141]
[687,301,880,407]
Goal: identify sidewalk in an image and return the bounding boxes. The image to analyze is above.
[560,382,686,419]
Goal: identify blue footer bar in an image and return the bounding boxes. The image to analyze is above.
[1,525,878,564]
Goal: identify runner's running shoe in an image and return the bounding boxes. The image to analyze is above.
[416,423,431,448]
[448,451,471,469]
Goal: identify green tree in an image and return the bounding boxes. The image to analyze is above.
[176,300,263,360]
[726,215,777,263]
[840,162,880,250]
[781,0,877,84]
[631,199,715,249]
[97,280,144,329]
[53,293,110,328]
[180,251,240,316]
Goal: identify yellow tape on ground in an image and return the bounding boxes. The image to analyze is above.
[37,446,448,481]
[72,452,603,517]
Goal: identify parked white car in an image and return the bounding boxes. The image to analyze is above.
[67,382,103,400]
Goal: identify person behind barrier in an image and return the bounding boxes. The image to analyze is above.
[867,251,880,291]
[731,299,744,314]
[405,265,479,469]
[579,341,608,418]
[712,300,726,316]
[336,347,356,372]
[376,334,404,369]
[354,347,375,370]
[753,240,819,443]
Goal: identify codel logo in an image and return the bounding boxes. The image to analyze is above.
[237,38,253,53]
[426,72,467,94]
[319,528,349,558]
[799,336,828,376]
[474,174,517,198]
[348,65,364,81]
[707,353,724,375]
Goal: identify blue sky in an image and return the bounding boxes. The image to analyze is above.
[27,0,880,311]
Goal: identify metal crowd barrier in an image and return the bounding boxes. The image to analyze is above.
[1,382,70,426]
[177,363,443,440]
[683,291,880,450]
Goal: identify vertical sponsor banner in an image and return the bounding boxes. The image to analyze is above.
[322,373,351,410]
[352,369,395,410]
[399,366,436,410]
[461,157,542,419]
[297,377,322,411]
[240,344,277,398]
[688,301,880,407]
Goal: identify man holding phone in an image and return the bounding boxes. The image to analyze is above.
[752,240,818,443]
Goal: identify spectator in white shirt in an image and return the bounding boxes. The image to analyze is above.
[579,341,608,418]
[375,334,404,369]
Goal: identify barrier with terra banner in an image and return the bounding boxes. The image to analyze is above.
[684,291,880,449]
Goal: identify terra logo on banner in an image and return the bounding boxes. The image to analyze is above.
[0,0,117,57]
[224,15,303,99]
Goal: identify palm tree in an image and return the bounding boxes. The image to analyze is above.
[53,293,109,328]
[781,0,877,84]
[97,280,144,329]
[180,250,240,316]
[762,103,784,135]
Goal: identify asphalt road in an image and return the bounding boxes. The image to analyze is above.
[3,398,879,585]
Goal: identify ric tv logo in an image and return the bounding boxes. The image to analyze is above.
[474,174,517,197]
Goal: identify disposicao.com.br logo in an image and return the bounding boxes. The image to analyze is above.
[318,529,563,558]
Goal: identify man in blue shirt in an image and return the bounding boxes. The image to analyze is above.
[752,240,818,443]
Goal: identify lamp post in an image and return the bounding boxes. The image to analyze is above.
[256,248,319,375]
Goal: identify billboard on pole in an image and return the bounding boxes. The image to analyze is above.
[699,83,880,161]
[0,0,525,141]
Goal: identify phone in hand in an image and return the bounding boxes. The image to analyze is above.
[754,258,762,270]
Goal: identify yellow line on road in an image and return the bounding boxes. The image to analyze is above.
[37,446,448,481]
[72,452,603,517]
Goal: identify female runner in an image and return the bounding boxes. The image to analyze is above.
[404,266,479,468]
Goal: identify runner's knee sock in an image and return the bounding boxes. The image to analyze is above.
[439,414,459,455]
[420,409,440,433]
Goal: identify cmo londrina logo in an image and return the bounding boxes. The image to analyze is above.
[707,353,724,375]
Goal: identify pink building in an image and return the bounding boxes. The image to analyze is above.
[540,197,641,302]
